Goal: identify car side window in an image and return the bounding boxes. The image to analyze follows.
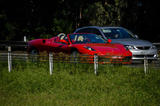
[77,28,91,33]
[85,28,92,33]
[92,28,101,35]
[76,29,86,33]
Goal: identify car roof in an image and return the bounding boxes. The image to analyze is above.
[75,26,123,30]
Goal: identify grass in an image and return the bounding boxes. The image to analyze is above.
[0,61,160,106]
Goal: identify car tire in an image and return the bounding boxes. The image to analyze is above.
[29,48,39,62]
[70,51,79,63]
[148,60,153,63]
[30,48,39,55]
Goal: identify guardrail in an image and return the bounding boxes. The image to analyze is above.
[0,41,27,46]
[153,43,160,51]
[153,43,160,45]
[0,41,160,50]
[0,41,27,51]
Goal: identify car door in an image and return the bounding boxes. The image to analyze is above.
[56,35,71,54]
[49,38,64,53]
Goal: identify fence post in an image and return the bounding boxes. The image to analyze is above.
[49,52,53,75]
[24,36,27,42]
[144,56,148,74]
[8,46,12,72]
[94,54,98,75]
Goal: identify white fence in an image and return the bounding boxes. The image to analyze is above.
[0,51,159,75]
[0,52,100,75]
[0,43,160,75]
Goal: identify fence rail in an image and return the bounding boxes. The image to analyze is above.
[0,41,160,51]
[0,52,160,75]
[0,41,160,75]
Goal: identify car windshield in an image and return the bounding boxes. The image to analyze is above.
[101,28,136,39]
[69,34,106,44]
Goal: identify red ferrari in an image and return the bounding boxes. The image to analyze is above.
[28,33,132,64]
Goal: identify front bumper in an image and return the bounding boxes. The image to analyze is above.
[79,54,132,64]
[130,49,158,60]
[98,55,132,64]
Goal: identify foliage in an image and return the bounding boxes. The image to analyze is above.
[82,1,124,26]
[51,18,73,34]
[0,61,160,105]
[0,0,159,41]
[83,2,108,26]
[0,20,18,41]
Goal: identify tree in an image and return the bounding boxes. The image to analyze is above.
[82,1,123,26]
[0,0,159,41]
[51,18,73,35]
[83,2,108,26]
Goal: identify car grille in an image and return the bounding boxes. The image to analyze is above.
[136,46,150,50]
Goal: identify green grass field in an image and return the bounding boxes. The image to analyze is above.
[0,61,160,106]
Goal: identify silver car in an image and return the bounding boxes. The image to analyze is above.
[74,26,158,61]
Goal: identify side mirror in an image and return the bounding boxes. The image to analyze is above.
[107,39,112,43]
[135,35,139,39]
[42,39,46,43]
[60,40,68,45]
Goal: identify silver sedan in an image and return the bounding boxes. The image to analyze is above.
[74,26,158,61]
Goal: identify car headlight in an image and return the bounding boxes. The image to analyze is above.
[151,45,157,49]
[125,45,135,50]
[84,46,96,51]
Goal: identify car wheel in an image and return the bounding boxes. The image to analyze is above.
[29,48,39,62]
[148,60,153,63]
[70,51,79,63]
[30,49,39,55]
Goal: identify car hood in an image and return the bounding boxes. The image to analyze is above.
[81,43,130,56]
[84,43,117,48]
[111,38,153,46]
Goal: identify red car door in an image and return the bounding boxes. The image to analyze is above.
[49,37,70,53]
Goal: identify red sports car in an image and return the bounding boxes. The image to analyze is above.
[28,33,132,64]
